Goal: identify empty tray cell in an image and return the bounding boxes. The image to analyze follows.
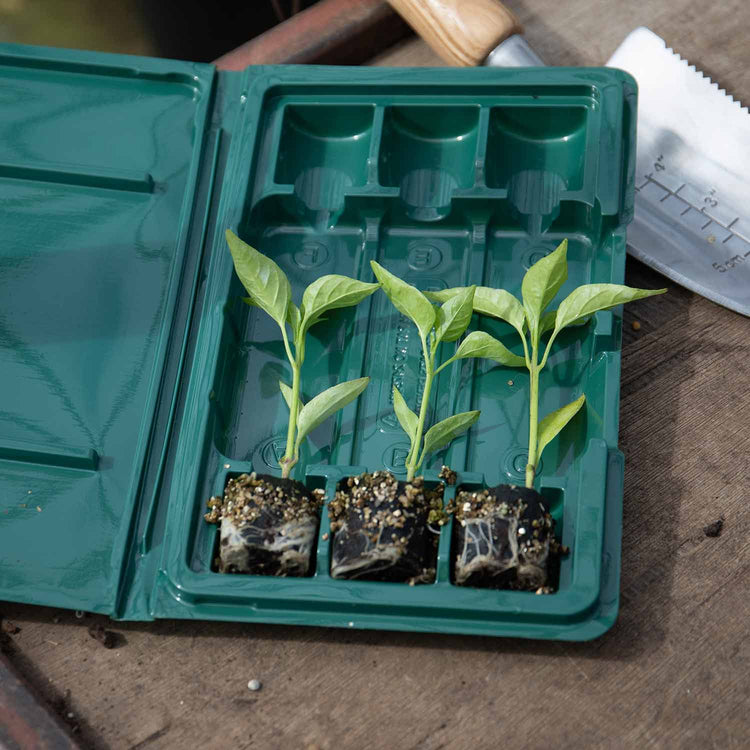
[274,104,374,229]
[486,106,589,233]
[378,105,480,222]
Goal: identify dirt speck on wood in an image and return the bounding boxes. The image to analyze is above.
[703,516,724,537]
[1,618,20,634]
[87,623,121,649]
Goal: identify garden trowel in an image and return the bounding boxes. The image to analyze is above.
[388,0,750,316]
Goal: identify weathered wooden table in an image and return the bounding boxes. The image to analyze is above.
[2,2,749,748]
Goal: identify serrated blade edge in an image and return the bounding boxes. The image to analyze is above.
[608,27,750,316]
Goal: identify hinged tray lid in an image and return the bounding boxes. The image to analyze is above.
[0,44,214,613]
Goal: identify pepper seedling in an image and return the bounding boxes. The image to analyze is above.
[428,239,666,489]
[370,261,523,482]
[227,230,379,478]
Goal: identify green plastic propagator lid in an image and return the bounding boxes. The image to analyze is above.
[0,45,214,612]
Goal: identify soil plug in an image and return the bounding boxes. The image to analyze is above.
[430,239,666,589]
[205,230,379,576]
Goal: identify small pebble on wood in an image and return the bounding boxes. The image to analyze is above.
[247,679,262,691]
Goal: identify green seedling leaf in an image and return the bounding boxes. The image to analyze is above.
[226,230,291,328]
[539,308,557,336]
[521,239,568,337]
[287,302,302,340]
[301,275,379,329]
[392,386,418,441]
[279,381,303,413]
[536,394,586,464]
[450,331,526,368]
[423,288,458,303]
[426,286,525,336]
[371,261,435,341]
[540,309,590,335]
[422,410,480,457]
[473,287,526,336]
[434,286,476,343]
[294,377,370,450]
[555,284,667,333]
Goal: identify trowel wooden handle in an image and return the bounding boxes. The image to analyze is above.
[387,0,522,66]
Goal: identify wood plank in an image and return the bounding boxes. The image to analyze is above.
[2,2,750,749]
[214,0,411,68]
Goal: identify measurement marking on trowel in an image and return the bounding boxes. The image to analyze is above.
[722,218,739,243]
[639,174,746,242]
[637,172,750,275]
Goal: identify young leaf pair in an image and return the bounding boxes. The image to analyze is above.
[227,230,378,479]
[370,262,523,483]
[429,239,667,488]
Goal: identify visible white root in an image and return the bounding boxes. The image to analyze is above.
[220,516,318,575]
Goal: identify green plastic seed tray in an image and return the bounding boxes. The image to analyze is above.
[0,42,637,640]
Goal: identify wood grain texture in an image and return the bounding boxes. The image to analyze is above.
[387,0,522,66]
[2,2,750,749]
